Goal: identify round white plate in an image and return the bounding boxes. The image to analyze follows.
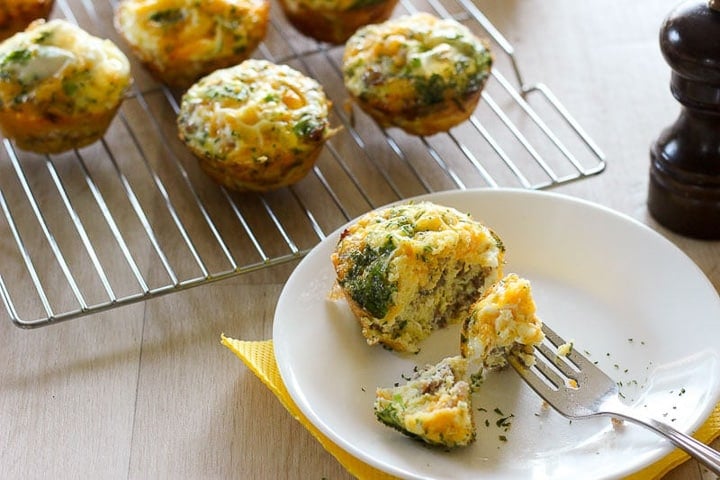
[273,189,720,480]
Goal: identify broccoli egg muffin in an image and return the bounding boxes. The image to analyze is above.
[278,0,398,44]
[0,19,132,153]
[342,12,492,136]
[331,201,504,353]
[0,0,54,41]
[177,59,337,192]
[114,0,270,88]
[461,273,545,375]
[375,355,475,448]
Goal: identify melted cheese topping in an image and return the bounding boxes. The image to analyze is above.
[178,59,333,165]
[0,19,131,115]
[343,12,492,110]
[115,0,268,65]
[461,273,545,373]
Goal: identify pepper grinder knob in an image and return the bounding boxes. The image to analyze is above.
[647,0,720,239]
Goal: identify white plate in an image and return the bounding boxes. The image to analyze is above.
[273,189,720,480]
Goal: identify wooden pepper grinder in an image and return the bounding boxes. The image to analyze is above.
[648,0,720,239]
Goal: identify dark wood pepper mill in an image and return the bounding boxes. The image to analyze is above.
[647,0,720,239]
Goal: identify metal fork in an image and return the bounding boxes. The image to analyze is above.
[509,324,720,475]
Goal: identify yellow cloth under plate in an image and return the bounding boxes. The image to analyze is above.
[221,336,720,480]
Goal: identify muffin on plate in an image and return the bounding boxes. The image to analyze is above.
[0,0,54,41]
[374,274,544,446]
[114,0,270,89]
[461,273,545,376]
[331,201,505,353]
[278,0,398,44]
[342,12,493,136]
[0,19,132,153]
[375,355,475,448]
[177,59,337,192]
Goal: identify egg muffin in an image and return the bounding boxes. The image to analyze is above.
[177,59,337,192]
[342,12,493,136]
[331,201,505,353]
[278,0,398,44]
[375,355,475,448]
[114,0,270,89]
[0,19,132,154]
[461,273,545,375]
[0,0,54,41]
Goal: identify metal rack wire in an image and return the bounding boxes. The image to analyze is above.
[0,0,605,328]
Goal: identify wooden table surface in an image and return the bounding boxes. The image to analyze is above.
[1,0,719,479]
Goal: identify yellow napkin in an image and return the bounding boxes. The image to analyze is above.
[221,336,720,480]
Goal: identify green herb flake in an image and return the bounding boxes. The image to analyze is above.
[340,237,397,318]
[149,9,185,25]
[413,73,447,106]
[1,49,31,67]
[293,115,325,142]
[496,414,514,430]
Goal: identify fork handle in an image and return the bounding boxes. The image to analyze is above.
[611,411,720,475]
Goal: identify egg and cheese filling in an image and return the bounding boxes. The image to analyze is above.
[374,355,475,448]
[461,273,545,374]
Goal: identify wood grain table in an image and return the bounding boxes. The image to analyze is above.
[1,0,718,479]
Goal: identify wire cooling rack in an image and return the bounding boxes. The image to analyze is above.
[0,0,605,328]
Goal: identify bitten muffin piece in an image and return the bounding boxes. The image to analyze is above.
[177,59,337,192]
[375,355,475,448]
[342,12,492,136]
[0,0,54,41]
[114,0,269,89]
[0,19,131,153]
[331,201,505,353]
[461,273,545,376]
[278,0,398,44]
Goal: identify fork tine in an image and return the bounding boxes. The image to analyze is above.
[535,342,580,380]
[541,323,598,372]
[507,355,569,410]
[528,351,565,390]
